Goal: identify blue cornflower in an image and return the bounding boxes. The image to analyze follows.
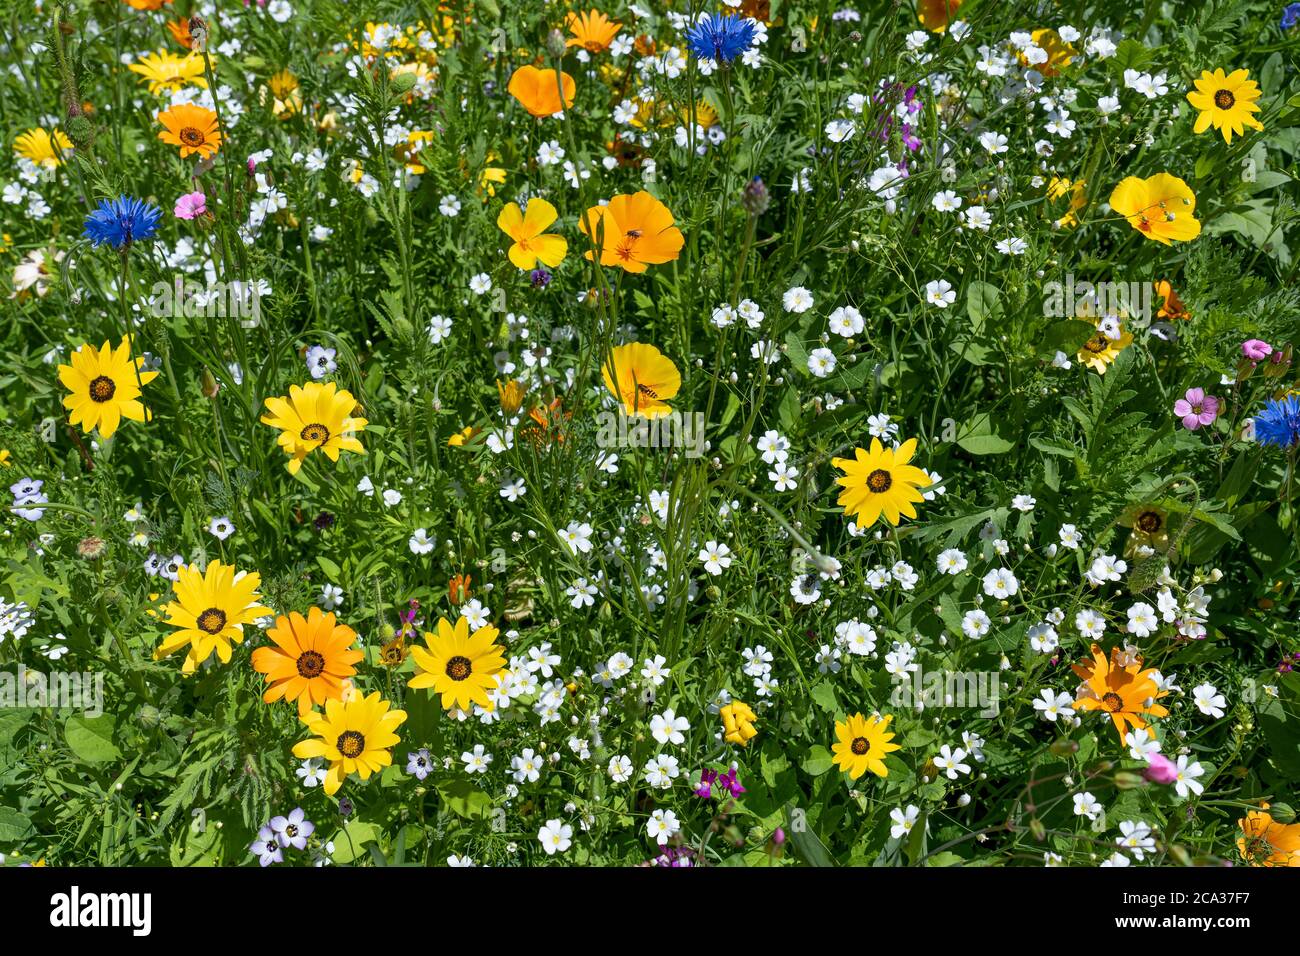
[1283,3,1300,30]
[83,195,162,249]
[1254,394,1300,449]
[685,14,756,64]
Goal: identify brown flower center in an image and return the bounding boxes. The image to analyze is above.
[866,468,893,493]
[197,607,227,634]
[301,422,330,443]
[1136,511,1163,533]
[445,655,472,681]
[89,375,117,403]
[336,730,365,758]
[851,736,870,755]
[180,126,205,146]
[1101,691,1124,712]
[1084,333,1109,354]
[1214,89,1235,110]
[296,650,325,678]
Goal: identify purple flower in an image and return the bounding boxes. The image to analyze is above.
[1242,338,1273,362]
[250,825,283,866]
[716,767,746,797]
[269,807,314,850]
[694,768,717,799]
[529,268,552,288]
[1173,387,1219,430]
[406,748,433,781]
[174,191,207,220]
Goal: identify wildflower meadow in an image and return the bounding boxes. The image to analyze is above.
[3,0,1300,885]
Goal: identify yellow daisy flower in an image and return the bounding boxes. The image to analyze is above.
[831,712,901,779]
[291,692,407,796]
[58,336,159,439]
[14,128,72,169]
[156,560,271,674]
[1077,322,1133,374]
[1187,68,1264,144]
[128,49,210,95]
[831,437,932,528]
[260,381,367,474]
[409,615,507,712]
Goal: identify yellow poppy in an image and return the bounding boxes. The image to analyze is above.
[498,198,568,270]
[1109,173,1201,245]
[720,701,758,746]
[601,342,681,419]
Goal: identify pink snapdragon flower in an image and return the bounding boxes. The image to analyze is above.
[1173,387,1219,430]
[174,191,207,220]
[1144,753,1179,785]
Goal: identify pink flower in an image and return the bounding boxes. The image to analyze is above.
[1242,339,1273,362]
[174,191,207,220]
[1173,387,1220,431]
[1144,753,1179,785]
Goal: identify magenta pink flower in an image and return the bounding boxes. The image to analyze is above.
[174,191,207,220]
[1173,387,1219,430]
[1144,753,1179,785]
[1242,339,1273,362]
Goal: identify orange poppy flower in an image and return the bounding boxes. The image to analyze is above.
[1109,173,1201,246]
[507,65,575,117]
[157,102,221,159]
[579,191,684,273]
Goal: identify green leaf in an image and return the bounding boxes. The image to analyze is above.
[331,821,379,864]
[810,681,839,713]
[64,715,121,764]
[802,745,834,777]
[436,778,493,820]
[0,806,34,843]
[965,281,1001,332]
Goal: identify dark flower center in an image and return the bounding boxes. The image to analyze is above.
[89,375,117,403]
[197,607,227,634]
[446,655,473,681]
[851,736,870,755]
[296,650,325,678]
[337,730,365,758]
[1084,333,1110,353]
[180,127,204,146]
[284,824,298,838]
[1136,511,1163,533]
[1101,692,1125,712]
[1214,89,1235,110]
[301,422,330,443]
[866,468,893,493]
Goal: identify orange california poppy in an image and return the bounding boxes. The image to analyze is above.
[1154,280,1190,321]
[507,65,575,117]
[566,10,622,53]
[579,191,684,273]
[251,607,365,716]
[157,102,221,159]
[498,198,568,270]
[916,0,962,33]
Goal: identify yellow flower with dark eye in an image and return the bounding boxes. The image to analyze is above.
[601,343,681,419]
[831,712,901,779]
[157,103,221,159]
[156,560,272,674]
[498,198,568,271]
[58,336,159,439]
[1076,322,1133,374]
[1109,173,1201,246]
[409,615,507,712]
[14,128,72,169]
[1187,68,1263,144]
[831,437,932,528]
[260,382,367,474]
[291,692,407,796]
[720,700,758,746]
[128,49,209,95]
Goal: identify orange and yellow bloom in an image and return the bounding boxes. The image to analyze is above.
[579,191,684,273]
[498,198,567,270]
[1109,173,1201,245]
[507,65,575,117]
